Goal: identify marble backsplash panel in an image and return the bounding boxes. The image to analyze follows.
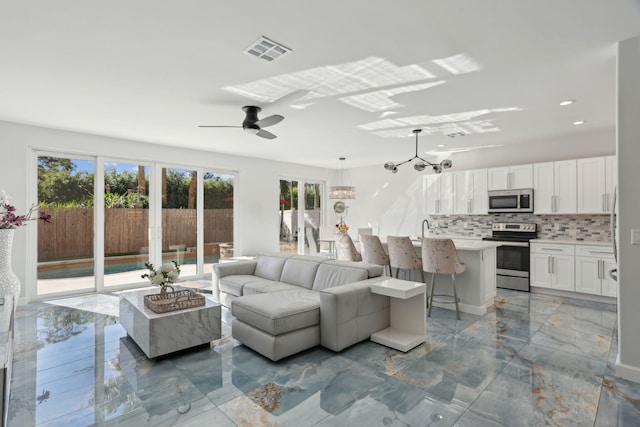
[427,213,611,242]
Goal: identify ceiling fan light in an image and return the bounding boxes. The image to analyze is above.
[384,162,395,170]
[244,125,260,134]
[414,162,426,171]
[391,166,398,174]
[432,165,443,174]
[441,159,453,169]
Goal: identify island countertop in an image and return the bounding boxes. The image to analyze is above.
[405,238,502,251]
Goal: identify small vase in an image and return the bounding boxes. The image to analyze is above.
[0,229,21,306]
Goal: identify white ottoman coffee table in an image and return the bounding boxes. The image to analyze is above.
[119,288,221,358]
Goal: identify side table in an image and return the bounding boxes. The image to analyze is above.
[370,278,426,352]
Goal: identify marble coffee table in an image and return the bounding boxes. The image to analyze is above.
[119,288,221,358]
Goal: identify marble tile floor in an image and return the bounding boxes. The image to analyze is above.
[7,289,640,427]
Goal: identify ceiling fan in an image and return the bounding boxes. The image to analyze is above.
[198,89,309,140]
[199,105,284,139]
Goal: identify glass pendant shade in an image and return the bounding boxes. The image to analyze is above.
[329,185,356,199]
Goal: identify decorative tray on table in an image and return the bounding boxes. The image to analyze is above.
[143,289,205,314]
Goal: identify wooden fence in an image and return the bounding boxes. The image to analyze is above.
[38,208,233,260]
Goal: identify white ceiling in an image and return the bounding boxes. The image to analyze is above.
[2,1,640,169]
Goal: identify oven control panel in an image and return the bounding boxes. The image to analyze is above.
[492,223,536,232]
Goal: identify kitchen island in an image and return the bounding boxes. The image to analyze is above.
[373,238,501,316]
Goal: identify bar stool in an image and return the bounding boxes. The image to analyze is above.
[387,236,425,283]
[422,238,466,320]
[360,234,391,276]
[335,233,362,261]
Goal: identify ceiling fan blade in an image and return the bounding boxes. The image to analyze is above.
[198,125,241,128]
[255,114,284,128]
[256,129,277,140]
[269,89,310,108]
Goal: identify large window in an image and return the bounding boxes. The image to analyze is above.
[34,153,234,297]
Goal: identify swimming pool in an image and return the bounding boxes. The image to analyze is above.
[37,255,220,279]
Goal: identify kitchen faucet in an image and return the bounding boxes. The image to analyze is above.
[422,219,430,238]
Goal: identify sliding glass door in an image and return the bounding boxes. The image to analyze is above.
[37,156,96,295]
[34,152,235,297]
[103,162,151,288]
[278,179,324,255]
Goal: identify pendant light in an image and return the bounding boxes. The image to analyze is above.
[383,129,453,173]
[329,157,356,199]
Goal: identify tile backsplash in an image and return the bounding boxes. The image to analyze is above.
[428,213,611,242]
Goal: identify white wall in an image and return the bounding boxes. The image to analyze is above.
[616,35,640,382]
[0,120,332,302]
[345,130,615,238]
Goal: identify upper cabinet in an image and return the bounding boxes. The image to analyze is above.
[533,160,577,214]
[577,156,617,214]
[453,169,488,215]
[425,173,453,215]
[487,164,533,190]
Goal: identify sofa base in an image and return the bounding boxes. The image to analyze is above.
[232,318,320,361]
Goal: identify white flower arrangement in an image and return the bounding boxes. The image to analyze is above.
[141,261,181,291]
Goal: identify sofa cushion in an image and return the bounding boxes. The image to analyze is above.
[219,275,264,297]
[279,257,324,289]
[231,290,320,335]
[323,260,383,278]
[312,263,370,291]
[254,253,291,281]
[243,281,303,295]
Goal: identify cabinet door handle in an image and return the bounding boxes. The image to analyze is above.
[548,256,552,274]
[602,194,606,213]
[467,199,472,213]
[598,259,603,279]
[590,251,612,255]
[508,172,512,188]
[542,248,563,251]
[606,193,610,212]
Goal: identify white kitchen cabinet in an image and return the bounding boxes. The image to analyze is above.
[575,245,617,297]
[453,169,488,215]
[533,160,577,214]
[577,156,617,214]
[425,173,453,215]
[487,164,533,190]
[530,243,575,291]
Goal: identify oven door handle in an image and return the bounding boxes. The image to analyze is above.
[496,241,529,247]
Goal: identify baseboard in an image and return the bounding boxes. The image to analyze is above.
[530,286,617,305]
[615,356,640,383]
[431,300,488,316]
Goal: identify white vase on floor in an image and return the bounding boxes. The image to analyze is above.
[0,229,20,305]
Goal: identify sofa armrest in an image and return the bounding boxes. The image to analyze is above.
[212,260,258,279]
[319,277,390,352]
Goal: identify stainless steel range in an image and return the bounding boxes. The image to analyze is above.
[482,222,537,292]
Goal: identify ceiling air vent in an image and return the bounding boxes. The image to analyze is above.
[245,36,291,62]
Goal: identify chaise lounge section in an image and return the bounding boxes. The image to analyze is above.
[212,253,391,361]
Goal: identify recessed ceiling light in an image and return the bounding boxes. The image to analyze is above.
[560,100,575,106]
[438,144,445,148]
[573,120,585,125]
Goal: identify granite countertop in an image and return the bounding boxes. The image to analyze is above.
[530,238,612,246]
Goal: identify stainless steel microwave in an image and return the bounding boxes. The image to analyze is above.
[488,189,534,213]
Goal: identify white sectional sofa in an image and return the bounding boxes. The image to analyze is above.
[212,253,391,361]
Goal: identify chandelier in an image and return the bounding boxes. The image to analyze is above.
[329,157,356,199]
[383,129,453,174]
